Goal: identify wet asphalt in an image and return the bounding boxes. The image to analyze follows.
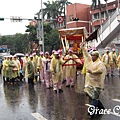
[0,70,120,120]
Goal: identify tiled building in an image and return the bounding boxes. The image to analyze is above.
[66,0,120,32]
[90,0,119,31]
[66,3,91,34]
[66,0,120,48]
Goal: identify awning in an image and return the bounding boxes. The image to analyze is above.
[59,27,88,41]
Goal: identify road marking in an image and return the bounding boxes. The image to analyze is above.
[109,112,120,117]
[31,113,48,120]
[112,99,120,103]
[85,104,92,107]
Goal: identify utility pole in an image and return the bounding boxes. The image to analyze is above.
[41,0,44,54]
[36,0,44,54]
[36,12,41,51]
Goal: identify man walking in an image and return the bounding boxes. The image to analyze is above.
[50,51,65,93]
[81,44,106,116]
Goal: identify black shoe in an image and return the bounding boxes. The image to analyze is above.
[46,87,50,89]
[59,89,63,93]
[71,85,74,88]
[106,73,109,76]
[111,74,114,76]
[54,90,57,94]
[62,79,66,84]
[66,85,70,87]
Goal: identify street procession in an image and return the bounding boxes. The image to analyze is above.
[1,0,120,120]
[1,27,120,118]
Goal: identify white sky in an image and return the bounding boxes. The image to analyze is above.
[0,0,114,35]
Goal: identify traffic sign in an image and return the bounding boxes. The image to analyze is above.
[56,16,64,23]
[10,16,22,22]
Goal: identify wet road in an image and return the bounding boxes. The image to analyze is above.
[0,70,120,120]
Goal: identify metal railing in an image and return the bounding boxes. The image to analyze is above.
[98,8,119,35]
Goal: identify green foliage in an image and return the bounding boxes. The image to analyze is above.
[44,28,60,54]
[0,23,60,55]
[44,23,52,34]
[0,33,29,54]
[25,24,39,44]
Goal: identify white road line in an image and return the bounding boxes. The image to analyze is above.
[85,104,120,118]
[112,99,120,103]
[85,104,92,107]
[109,112,120,117]
[31,113,48,120]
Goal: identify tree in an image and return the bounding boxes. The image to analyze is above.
[44,23,60,53]
[44,23,52,34]
[58,0,72,28]
[25,24,38,43]
[0,33,29,54]
[25,24,39,53]
[43,0,63,28]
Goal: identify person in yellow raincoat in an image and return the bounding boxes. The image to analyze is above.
[117,52,120,75]
[64,49,82,88]
[43,52,52,89]
[32,52,38,82]
[81,44,106,115]
[26,55,35,86]
[102,50,111,76]
[13,55,21,81]
[50,50,55,59]
[62,51,68,83]
[2,56,7,83]
[82,48,91,83]
[37,53,43,82]
[3,56,10,82]
[8,55,16,84]
[22,53,29,80]
[50,51,65,94]
[39,51,46,82]
[109,48,117,76]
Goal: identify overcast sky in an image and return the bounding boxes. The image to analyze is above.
[0,0,114,35]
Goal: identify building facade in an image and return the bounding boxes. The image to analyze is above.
[66,3,91,34]
[66,0,120,48]
[91,0,119,31]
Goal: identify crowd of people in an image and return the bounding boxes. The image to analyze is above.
[1,44,120,117]
[1,48,82,94]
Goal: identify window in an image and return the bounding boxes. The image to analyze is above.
[69,15,74,21]
[93,13,99,20]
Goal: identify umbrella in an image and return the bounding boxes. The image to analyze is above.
[14,53,25,57]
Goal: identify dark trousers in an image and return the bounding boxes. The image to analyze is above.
[3,76,5,82]
[92,99,105,109]
[28,78,34,85]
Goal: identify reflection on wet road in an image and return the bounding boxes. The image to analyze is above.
[0,72,120,120]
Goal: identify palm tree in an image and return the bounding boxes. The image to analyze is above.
[58,0,72,28]
[43,0,63,28]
